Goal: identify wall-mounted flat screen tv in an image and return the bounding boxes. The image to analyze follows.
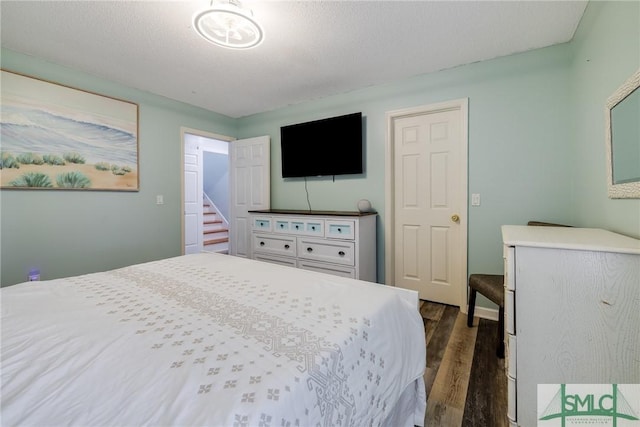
[280,112,363,178]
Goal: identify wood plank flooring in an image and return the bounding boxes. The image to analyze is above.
[420,300,507,427]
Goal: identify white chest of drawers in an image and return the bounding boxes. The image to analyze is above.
[501,225,640,427]
[249,210,377,282]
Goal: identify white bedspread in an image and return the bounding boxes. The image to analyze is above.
[1,253,426,427]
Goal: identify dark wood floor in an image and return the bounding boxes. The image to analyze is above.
[420,301,507,427]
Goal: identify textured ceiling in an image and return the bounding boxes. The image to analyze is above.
[0,1,587,118]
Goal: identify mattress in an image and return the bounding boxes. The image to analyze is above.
[1,252,426,426]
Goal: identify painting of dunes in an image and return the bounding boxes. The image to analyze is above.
[1,70,138,191]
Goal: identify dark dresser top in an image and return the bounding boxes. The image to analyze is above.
[249,209,377,217]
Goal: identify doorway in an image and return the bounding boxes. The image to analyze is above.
[384,99,468,308]
[181,129,271,258]
[181,127,233,255]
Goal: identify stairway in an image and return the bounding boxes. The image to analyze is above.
[203,200,229,254]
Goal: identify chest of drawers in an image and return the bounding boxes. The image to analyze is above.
[501,225,640,426]
[249,210,377,281]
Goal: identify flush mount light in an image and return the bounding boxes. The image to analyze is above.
[193,0,264,50]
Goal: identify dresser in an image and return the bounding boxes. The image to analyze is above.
[249,210,377,282]
[501,225,640,427]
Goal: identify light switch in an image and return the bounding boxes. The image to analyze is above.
[156,195,164,205]
[471,193,481,206]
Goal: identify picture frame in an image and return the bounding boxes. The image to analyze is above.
[605,68,640,198]
[1,70,139,191]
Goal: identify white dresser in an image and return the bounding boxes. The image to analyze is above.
[501,225,640,427]
[249,210,377,282]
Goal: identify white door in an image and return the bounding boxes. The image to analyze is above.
[385,99,468,307]
[230,136,270,257]
[184,137,203,254]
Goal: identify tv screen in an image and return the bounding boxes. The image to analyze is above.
[280,112,363,178]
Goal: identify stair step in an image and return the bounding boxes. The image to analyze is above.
[203,243,229,254]
[204,237,229,245]
[204,228,228,235]
[202,198,228,250]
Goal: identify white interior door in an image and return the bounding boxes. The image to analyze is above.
[230,136,270,257]
[386,99,468,307]
[184,137,203,254]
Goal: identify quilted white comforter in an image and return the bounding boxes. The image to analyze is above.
[1,253,426,427]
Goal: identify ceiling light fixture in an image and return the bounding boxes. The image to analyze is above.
[193,0,264,50]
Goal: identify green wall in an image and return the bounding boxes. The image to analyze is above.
[237,39,576,285]
[570,1,640,237]
[2,1,638,303]
[237,0,639,309]
[0,50,238,286]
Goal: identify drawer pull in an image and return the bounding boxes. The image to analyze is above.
[307,247,313,253]
[337,228,342,233]
[295,225,300,230]
[280,224,284,228]
[259,241,265,246]
[338,251,345,256]
[311,226,316,230]
[284,244,290,249]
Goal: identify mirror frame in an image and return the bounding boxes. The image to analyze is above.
[605,68,640,198]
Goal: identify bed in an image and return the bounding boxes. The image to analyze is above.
[1,252,426,426]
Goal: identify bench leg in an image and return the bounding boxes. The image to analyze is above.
[467,288,477,327]
[497,305,505,358]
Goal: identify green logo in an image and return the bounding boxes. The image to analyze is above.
[538,384,639,426]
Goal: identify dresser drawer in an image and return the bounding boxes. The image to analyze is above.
[325,220,355,240]
[504,245,515,290]
[297,260,356,278]
[507,334,517,378]
[253,253,297,268]
[253,234,296,257]
[507,375,517,422]
[273,219,291,233]
[505,289,515,334]
[285,219,324,236]
[304,220,324,236]
[253,217,272,231]
[297,237,355,266]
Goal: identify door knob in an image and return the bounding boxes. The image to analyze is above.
[451,214,460,223]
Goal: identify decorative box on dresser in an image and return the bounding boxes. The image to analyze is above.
[501,225,640,427]
[249,210,377,282]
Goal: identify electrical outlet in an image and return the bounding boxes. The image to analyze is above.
[156,195,164,205]
[471,193,481,206]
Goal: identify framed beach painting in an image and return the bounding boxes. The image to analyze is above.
[0,70,139,191]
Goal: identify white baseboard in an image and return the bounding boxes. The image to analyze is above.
[467,304,499,322]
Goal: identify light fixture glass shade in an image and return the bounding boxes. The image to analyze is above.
[193,0,263,49]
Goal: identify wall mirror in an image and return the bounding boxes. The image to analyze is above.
[605,68,640,198]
